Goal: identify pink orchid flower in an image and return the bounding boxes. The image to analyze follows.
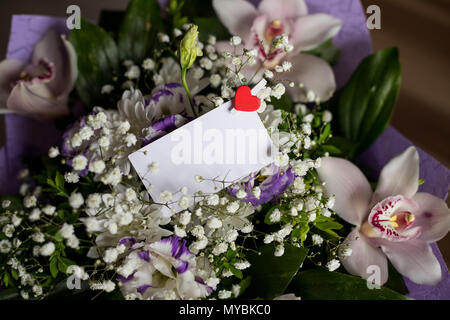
[213,0,342,101]
[317,147,450,285]
[0,29,77,120]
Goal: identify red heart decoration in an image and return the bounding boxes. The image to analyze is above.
[234,85,261,112]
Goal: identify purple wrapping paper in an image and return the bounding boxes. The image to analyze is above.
[0,1,448,299]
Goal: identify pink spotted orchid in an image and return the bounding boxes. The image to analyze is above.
[212,0,342,101]
[317,146,450,285]
[0,29,77,120]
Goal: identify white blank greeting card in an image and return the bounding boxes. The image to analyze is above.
[128,80,277,213]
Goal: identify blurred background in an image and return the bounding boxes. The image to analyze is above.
[0,0,449,262]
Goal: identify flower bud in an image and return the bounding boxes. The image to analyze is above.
[179,25,203,70]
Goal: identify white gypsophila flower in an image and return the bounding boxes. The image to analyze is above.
[2,200,11,208]
[39,242,55,256]
[142,58,155,70]
[98,136,110,149]
[103,280,116,293]
[274,65,284,73]
[312,234,324,246]
[322,110,332,123]
[322,208,332,218]
[195,175,204,183]
[0,240,12,253]
[241,223,254,233]
[48,146,59,158]
[208,35,216,45]
[125,65,141,79]
[160,190,172,202]
[230,36,242,46]
[191,225,204,238]
[178,196,191,210]
[274,244,285,257]
[118,121,131,134]
[42,205,56,216]
[236,189,247,199]
[234,261,250,270]
[64,172,79,183]
[251,187,261,199]
[72,155,88,171]
[86,193,102,209]
[210,74,221,87]
[269,209,281,223]
[306,90,316,102]
[23,195,37,208]
[308,212,317,222]
[101,84,114,94]
[29,208,41,221]
[173,28,182,37]
[206,194,219,206]
[103,248,119,264]
[225,229,239,243]
[231,57,241,66]
[11,215,22,227]
[59,223,74,239]
[271,83,286,99]
[192,67,204,80]
[67,236,80,249]
[157,32,170,43]
[148,162,160,174]
[282,61,292,72]
[264,70,274,79]
[89,160,106,174]
[19,183,29,196]
[206,277,220,288]
[179,211,191,225]
[226,201,240,214]
[69,193,84,209]
[341,248,353,257]
[207,217,223,229]
[212,242,228,255]
[101,167,122,186]
[125,133,137,147]
[32,232,45,243]
[67,265,89,280]
[264,234,274,244]
[326,196,336,209]
[174,225,187,238]
[199,57,213,70]
[275,153,289,167]
[218,290,232,299]
[79,126,94,140]
[71,134,82,148]
[326,259,341,272]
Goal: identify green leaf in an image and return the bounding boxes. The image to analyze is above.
[69,19,120,107]
[304,39,341,65]
[50,259,59,278]
[193,17,231,42]
[55,172,64,190]
[270,93,293,112]
[318,124,331,144]
[10,269,18,281]
[242,244,308,299]
[57,259,68,274]
[0,288,20,300]
[332,48,401,156]
[290,268,411,300]
[226,264,243,279]
[118,0,162,62]
[291,223,309,246]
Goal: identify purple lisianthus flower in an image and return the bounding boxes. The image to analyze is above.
[230,164,295,205]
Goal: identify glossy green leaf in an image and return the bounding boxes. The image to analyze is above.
[194,17,231,42]
[69,19,120,107]
[333,48,401,156]
[118,0,162,62]
[304,39,341,65]
[290,268,411,300]
[242,244,308,299]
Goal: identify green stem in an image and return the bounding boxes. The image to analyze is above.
[181,68,198,118]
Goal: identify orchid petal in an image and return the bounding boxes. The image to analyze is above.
[284,53,336,102]
[0,59,25,109]
[258,0,308,20]
[317,157,372,226]
[372,147,419,204]
[60,35,78,97]
[412,192,450,242]
[380,239,442,285]
[32,29,75,97]
[339,229,388,284]
[212,0,258,42]
[291,14,342,51]
[6,81,68,119]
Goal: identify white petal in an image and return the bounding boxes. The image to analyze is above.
[212,0,258,42]
[372,147,419,207]
[291,14,342,51]
[339,229,389,285]
[317,157,372,226]
[284,53,336,102]
[413,192,450,242]
[0,59,25,109]
[380,239,442,285]
[258,0,308,20]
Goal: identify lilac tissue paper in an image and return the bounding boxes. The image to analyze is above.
[1,1,449,299]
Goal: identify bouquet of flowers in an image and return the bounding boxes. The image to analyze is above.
[0,0,449,301]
